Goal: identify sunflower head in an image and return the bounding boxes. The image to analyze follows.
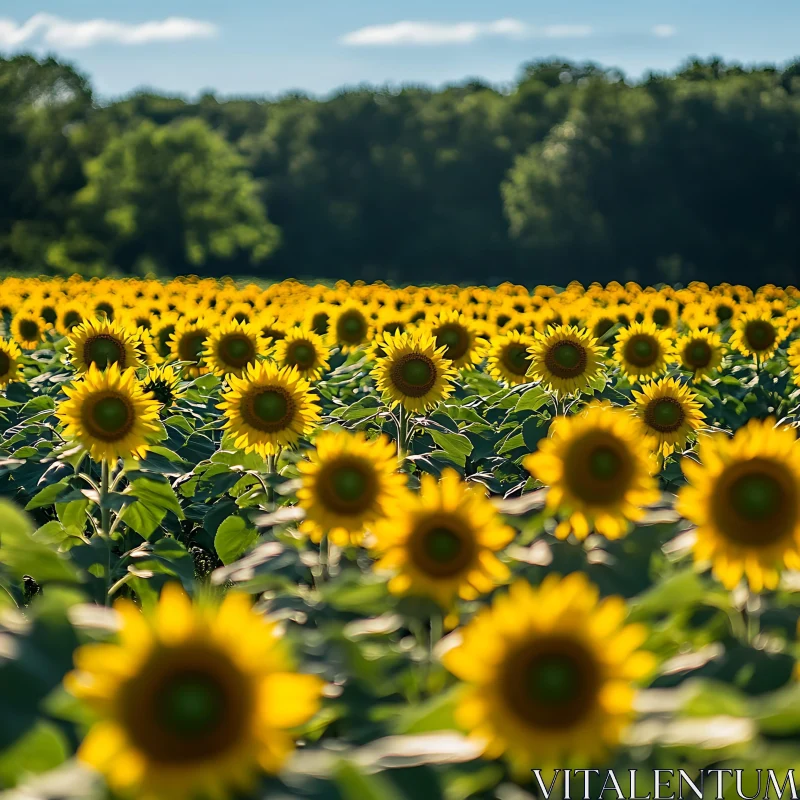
[204,319,267,379]
[65,585,324,800]
[297,431,406,546]
[0,338,22,388]
[527,325,606,397]
[371,469,514,609]
[273,327,330,381]
[329,303,372,352]
[372,330,457,414]
[11,308,47,349]
[67,318,144,374]
[677,328,724,381]
[443,573,655,773]
[218,362,321,456]
[631,377,706,458]
[678,418,800,591]
[487,330,536,386]
[426,310,488,370]
[525,402,659,540]
[142,365,185,410]
[56,363,162,462]
[613,321,675,382]
[170,319,214,377]
[730,311,783,361]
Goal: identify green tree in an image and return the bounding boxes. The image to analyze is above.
[50,118,280,276]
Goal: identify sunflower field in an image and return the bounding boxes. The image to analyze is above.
[1,276,800,800]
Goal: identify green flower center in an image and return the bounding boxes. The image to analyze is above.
[401,357,434,388]
[423,527,463,563]
[588,446,621,480]
[220,335,255,367]
[731,473,782,521]
[157,325,176,357]
[289,343,315,368]
[180,332,207,363]
[18,319,40,341]
[505,345,529,374]
[85,335,125,370]
[716,305,733,321]
[158,674,225,737]
[745,321,776,352]
[648,397,684,431]
[331,467,368,503]
[687,341,712,367]
[624,335,658,367]
[252,390,288,424]
[553,343,581,369]
[92,396,130,434]
[652,308,670,327]
[436,325,469,360]
[527,654,580,705]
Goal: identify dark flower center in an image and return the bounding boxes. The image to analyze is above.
[544,341,587,379]
[158,674,225,737]
[18,319,40,341]
[338,312,366,343]
[219,334,256,368]
[424,527,463,563]
[0,352,10,376]
[63,311,82,330]
[435,325,469,360]
[652,308,670,327]
[390,354,437,397]
[624,335,658,367]
[686,340,712,368]
[253,390,288,424]
[504,344,530,375]
[288,342,315,369]
[716,304,733,321]
[646,397,685,432]
[95,302,114,320]
[311,312,329,335]
[84,335,126,370]
[179,332,207,363]
[744,321,776,352]
[86,395,134,441]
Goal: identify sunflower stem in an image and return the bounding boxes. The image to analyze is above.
[100,459,114,607]
[265,454,275,504]
[397,405,407,458]
[318,532,328,582]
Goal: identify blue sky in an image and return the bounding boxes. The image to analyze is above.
[2,1,800,99]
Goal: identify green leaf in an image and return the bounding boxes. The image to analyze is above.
[123,500,166,538]
[335,759,405,800]
[0,721,69,788]
[214,515,259,566]
[393,685,461,734]
[428,430,473,468]
[127,476,184,519]
[515,386,549,412]
[56,499,90,530]
[25,479,72,510]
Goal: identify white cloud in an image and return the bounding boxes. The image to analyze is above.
[652,24,677,38]
[340,19,592,47]
[0,14,218,49]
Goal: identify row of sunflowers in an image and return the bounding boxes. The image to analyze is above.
[0,276,799,799]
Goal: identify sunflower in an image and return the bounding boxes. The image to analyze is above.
[66,584,324,800]
[218,362,321,457]
[204,320,267,379]
[297,431,406,546]
[442,573,655,773]
[527,325,606,397]
[677,328,724,381]
[151,314,181,360]
[371,469,514,609]
[0,338,22,388]
[142,365,185,410]
[524,402,659,540]
[372,330,456,414]
[631,377,705,458]
[426,310,488,370]
[328,303,373,353]
[677,418,800,591]
[170,319,213,378]
[56,303,86,335]
[273,327,330,381]
[486,331,536,386]
[11,308,47,349]
[730,311,783,362]
[67,318,144,374]
[56,363,162,462]
[613,321,675,383]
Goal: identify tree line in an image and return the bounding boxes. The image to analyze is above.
[3,53,800,285]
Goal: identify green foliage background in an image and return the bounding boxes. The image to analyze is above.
[3,54,800,284]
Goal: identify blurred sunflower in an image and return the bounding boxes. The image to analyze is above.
[677,328,724,381]
[56,363,161,462]
[204,320,267,379]
[219,362,320,456]
[486,331,535,386]
[0,338,22,387]
[443,574,654,773]
[372,330,456,414]
[150,314,180,360]
[66,584,324,800]
[371,469,514,609]
[11,307,47,349]
[613,321,674,383]
[329,303,373,352]
[527,325,606,397]
[524,402,659,540]
[68,318,144,374]
[170,319,213,378]
[426,310,488,370]
[631,377,705,458]
[677,418,800,591]
[56,303,86,335]
[142,365,185,410]
[730,311,783,362]
[273,327,330,381]
[297,431,406,546]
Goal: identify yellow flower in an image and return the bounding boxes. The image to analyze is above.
[372,330,456,414]
[613,321,675,383]
[66,584,324,800]
[426,310,488,370]
[631,377,706,458]
[273,327,330,381]
[677,418,800,591]
[524,402,659,540]
[56,363,162,462]
[142,365,185,410]
[67,318,144,374]
[527,325,606,397]
[56,303,86,335]
[442,573,655,773]
[730,311,783,361]
[371,469,514,609]
[328,302,373,352]
[486,330,535,386]
[677,328,724,381]
[11,307,47,349]
[170,319,214,377]
[0,338,22,388]
[203,319,268,379]
[218,362,321,456]
[297,431,406,546]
